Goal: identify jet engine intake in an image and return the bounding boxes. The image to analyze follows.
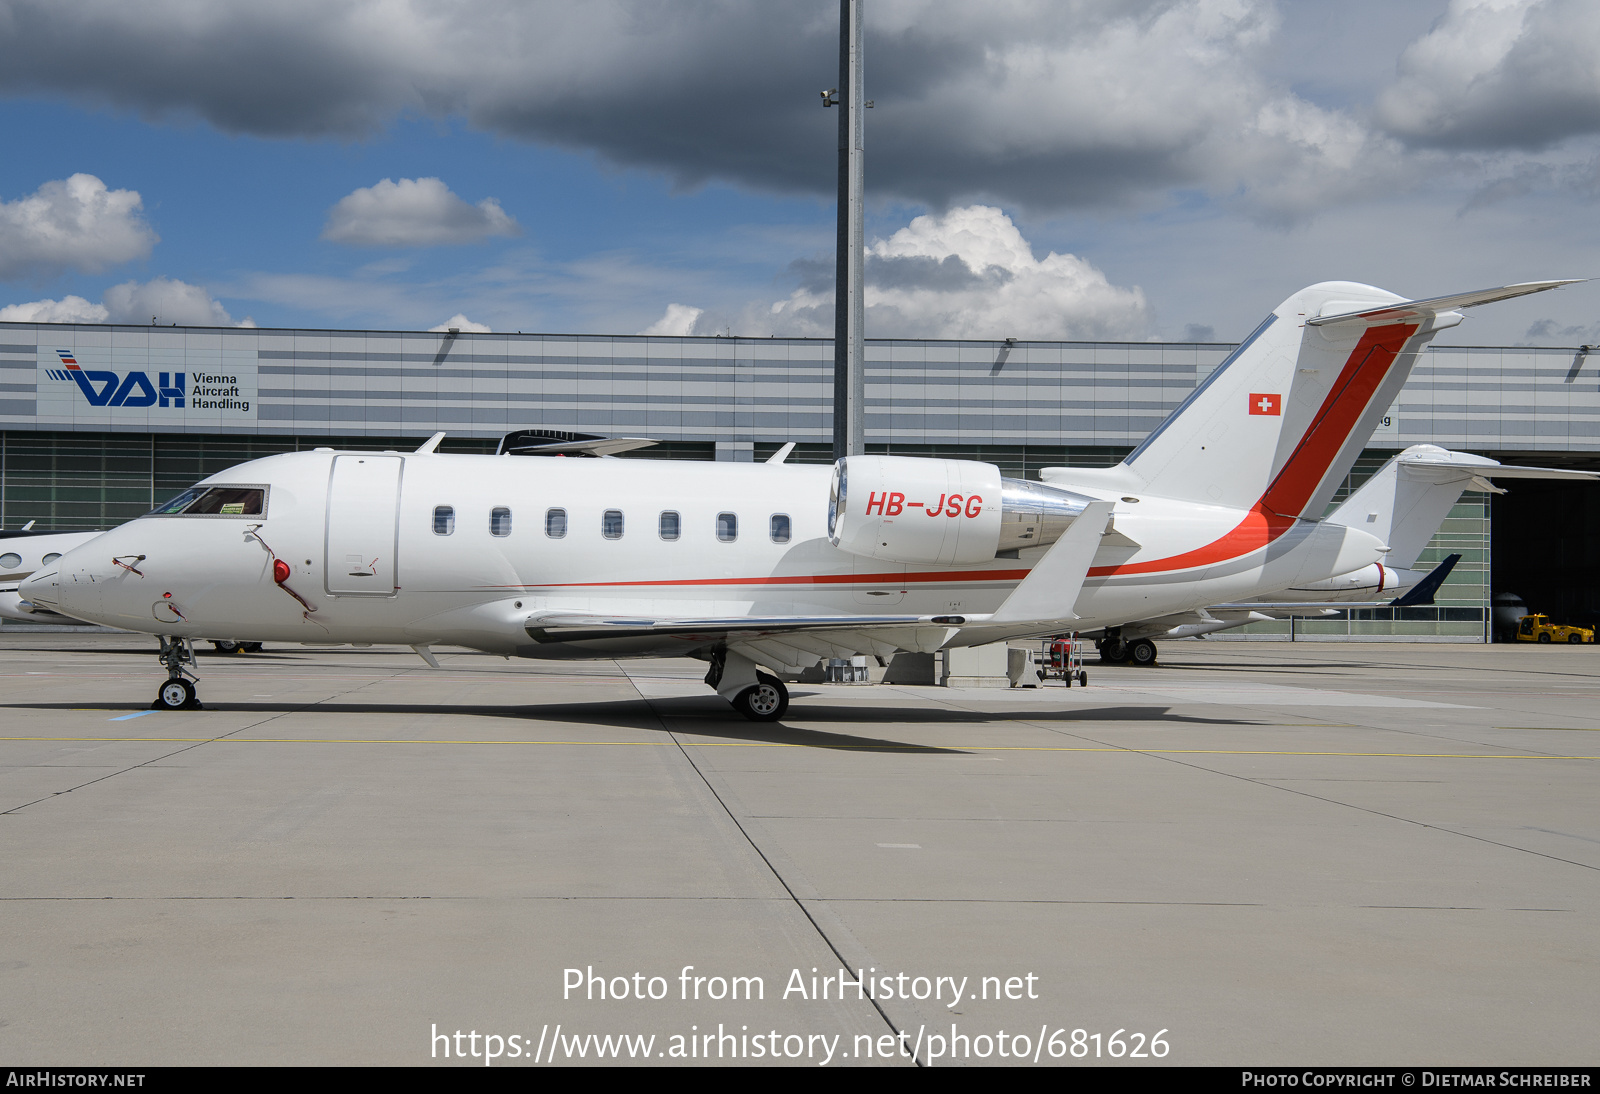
[828,455,1094,565]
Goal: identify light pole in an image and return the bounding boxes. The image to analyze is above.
[824,0,866,459]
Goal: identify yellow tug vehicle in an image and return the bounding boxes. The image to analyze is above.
[1515,614,1596,644]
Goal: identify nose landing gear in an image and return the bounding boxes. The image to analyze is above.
[152,636,203,710]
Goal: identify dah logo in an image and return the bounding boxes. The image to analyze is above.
[45,351,184,408]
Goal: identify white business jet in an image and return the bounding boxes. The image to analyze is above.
[0,527,104,625]
[18,279,1580,718]
[1091,444,1600,662]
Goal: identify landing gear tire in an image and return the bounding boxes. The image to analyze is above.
[212,640,242,655]
[154,678,197,711]
[1100,639,1128,663]
[241,642,264,653]
[1129,639,1157,666]
[732,674,789,722]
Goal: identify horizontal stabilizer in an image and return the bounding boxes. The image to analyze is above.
[1398,454,1600,484]
[1309,280,1583,327]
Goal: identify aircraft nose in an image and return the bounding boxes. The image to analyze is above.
[19,566,62,610]
[21,548,108,622]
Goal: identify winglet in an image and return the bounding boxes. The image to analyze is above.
[1389,553,1462,607]
[766,442,796,465]
[414,432,446,454]
[411,643,442,669]
[989,501,1114,624]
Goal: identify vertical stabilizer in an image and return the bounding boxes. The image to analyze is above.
[1120,279,1580,519]
[1122,282,1443,517]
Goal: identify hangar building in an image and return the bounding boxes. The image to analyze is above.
[3,321,1597,640]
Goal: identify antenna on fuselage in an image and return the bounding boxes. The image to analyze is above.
[414,432,446,454]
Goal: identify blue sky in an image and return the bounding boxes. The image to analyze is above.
[2,1,1599,346]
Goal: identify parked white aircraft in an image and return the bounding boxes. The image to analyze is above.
[1090,444,1600,663]
[18,279,1581,717]
[0,527,103,624]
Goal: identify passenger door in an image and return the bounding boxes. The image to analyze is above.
[325,455,403,596]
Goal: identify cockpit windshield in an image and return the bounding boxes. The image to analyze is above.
[147,485,268,517]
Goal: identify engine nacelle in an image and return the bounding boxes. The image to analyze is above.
[828,455,1093,565]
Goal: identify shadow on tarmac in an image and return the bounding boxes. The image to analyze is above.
[0,696,976,753]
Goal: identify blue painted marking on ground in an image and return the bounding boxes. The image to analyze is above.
[109,711,154,721]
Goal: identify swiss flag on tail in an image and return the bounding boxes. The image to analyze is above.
[1248,393,1280,416]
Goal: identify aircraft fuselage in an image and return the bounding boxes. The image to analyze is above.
[26,448,1385,657]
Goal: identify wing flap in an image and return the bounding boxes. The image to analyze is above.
[525,612,967,644]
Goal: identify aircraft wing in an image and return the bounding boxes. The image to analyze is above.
[525,611,969,643]
[1308,280,1583,327]
[1207,601,1388,612]
[525,610,975,666]
[525,503,1117,660]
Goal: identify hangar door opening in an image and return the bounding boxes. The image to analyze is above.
[1491,463,1600,636]
[325,454,403,596]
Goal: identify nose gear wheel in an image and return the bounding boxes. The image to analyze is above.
[152,636,203,710]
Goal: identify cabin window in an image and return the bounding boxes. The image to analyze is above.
[0,553,19,570]
[603,509,624,539]
[433,506,455,535]
[716,512,738,542]
[490,507,512,537]
[41,553,61,565]
[659,511,680,540]
[545,508,567,538]
[770,514,791,543]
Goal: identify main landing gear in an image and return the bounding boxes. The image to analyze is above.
[1097,634,1158,666]
[152,636,203,710]
[705,649,790,722]
[211,640,265,654]
[732,674,789,721]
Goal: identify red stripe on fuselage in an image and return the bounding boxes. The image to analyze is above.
[486,323,1419,593]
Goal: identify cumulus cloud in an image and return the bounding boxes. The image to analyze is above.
[0,174,157,280]
[638,303,705,336]
[766,205,1149,340]
[1377,0,1600,150]
[103,277,239,325]
[0,1,1417,218]
[0,295,110,323]
[323,177,519,247]
[428,313,491,332]
[3,278,250,327]
[1521,318,1600,345]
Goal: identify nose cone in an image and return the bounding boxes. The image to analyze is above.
[19,563,65,612]
[21,540,109,623]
